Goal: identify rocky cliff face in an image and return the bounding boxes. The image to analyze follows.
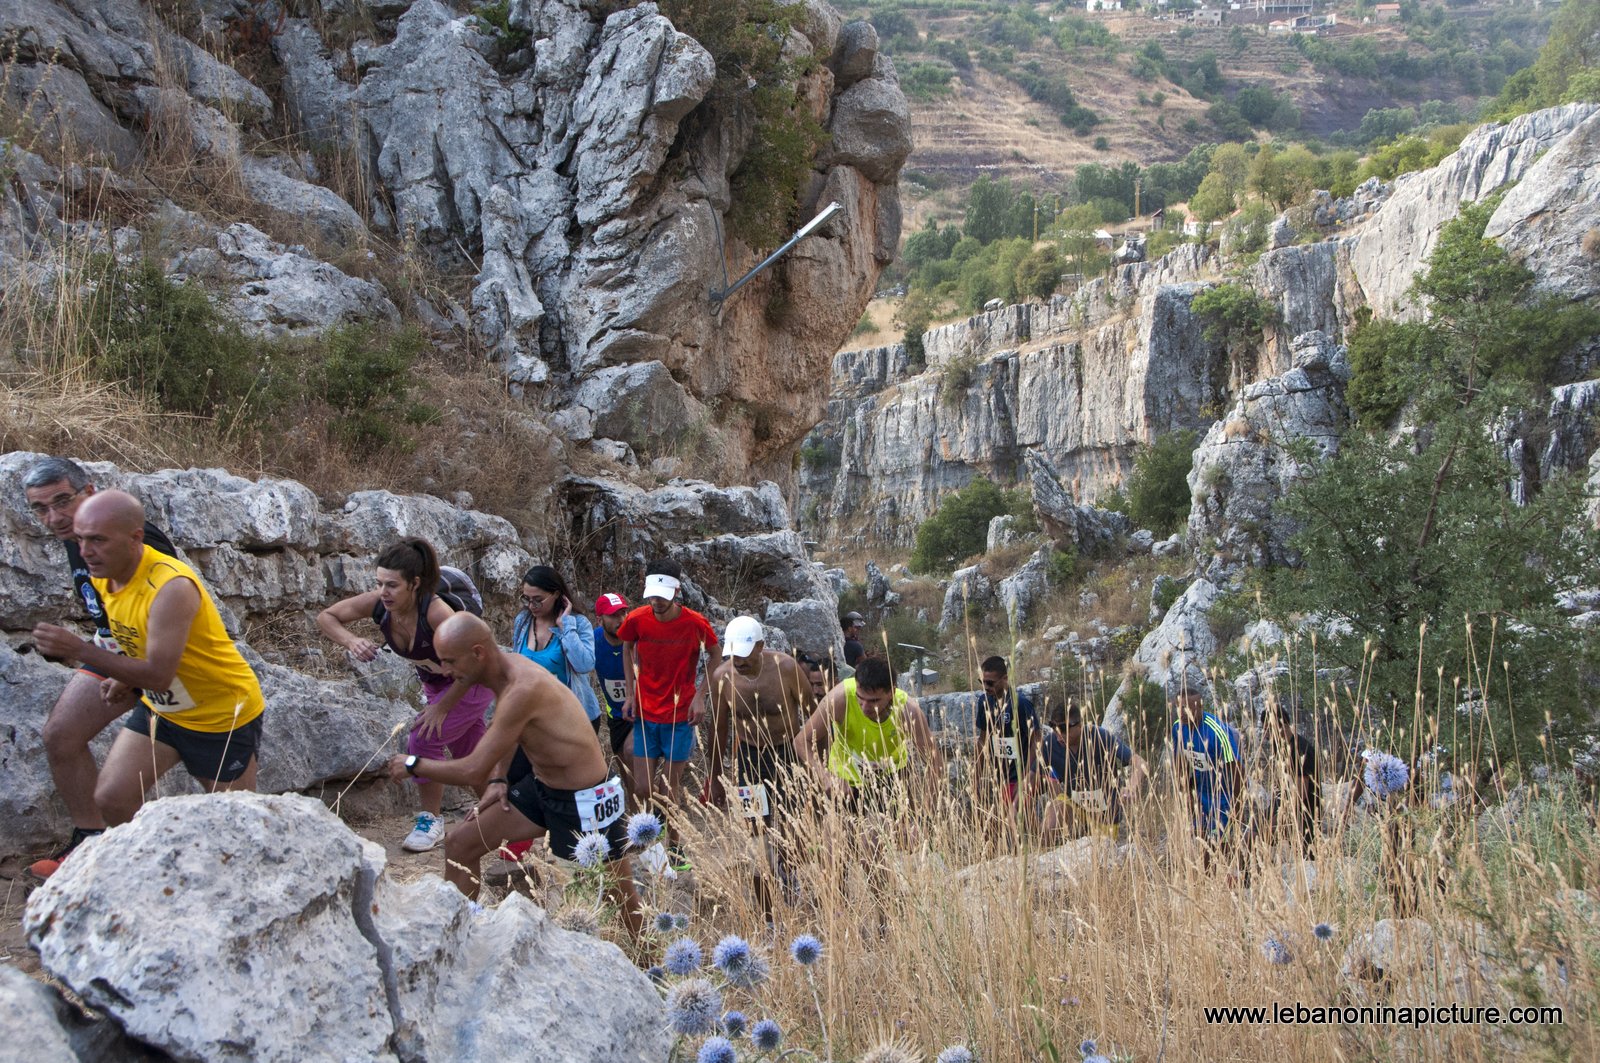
[0,0,910,483]
[798,104,1599,548]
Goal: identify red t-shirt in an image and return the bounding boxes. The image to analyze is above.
[617,606,719,724]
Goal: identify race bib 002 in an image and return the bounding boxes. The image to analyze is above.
[142,677,198,714]
[1071,789,1109,813]
[1183,748,1216,774]
[574,777,625,833]
[992,735,1019,762]
[736,783,771,819]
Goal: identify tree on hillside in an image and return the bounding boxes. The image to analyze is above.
[963,177,1012,244]
[1189,172,1235,226]
[1015,244,1064,301]
[1057,203,1105,277]
[1268,196,1600,764]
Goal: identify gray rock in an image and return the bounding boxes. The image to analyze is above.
[1126,529,1154,554]
[570,362,706,458]
[1268,213,1295,250]
[830,19,878,88]
[171,222,399,338]
[1349,103,1598,319]
[939,565,993,633]
[826,75,913,184]
[764,599,846,662]
[1186,330,1351,581]
[997,546,1053,631]
[1027,451,1129,556]
[1151,535,1183,558]
[0,966,81,1063]
[238,156,367,242]
[273,18,357,146]
[25,793,666,1062]
[27,795,397,1062]
[1485,110,1600,305]
[1104,578,1220,734]
[864,559,889,604]
[987,514,1019,553]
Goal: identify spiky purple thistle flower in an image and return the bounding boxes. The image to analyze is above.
[664,937,703,976]
[721,1010,747,1038]
[711,935,753,977]
[573,831,610,868]
[937,1047,975,1063]
[665,978,721,1036]
[626,811,663,849]
[1261,935,1293,965]
[789,933,823,966]
[751,1018,782,1051]
[1364,751,1410,800]
[697,1036,736,1063]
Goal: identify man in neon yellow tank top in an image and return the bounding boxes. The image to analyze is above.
[31,491,265,825]
[794,656,941,805]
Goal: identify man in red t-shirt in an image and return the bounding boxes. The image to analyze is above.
[618,559,718,857]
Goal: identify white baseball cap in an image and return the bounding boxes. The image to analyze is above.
[642,573,680,602]
[723,615,764,658]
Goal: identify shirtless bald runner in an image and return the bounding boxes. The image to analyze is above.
[386,613,642,937]
[705,616,816,913]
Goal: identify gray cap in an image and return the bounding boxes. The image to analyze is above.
[842,611,864,624]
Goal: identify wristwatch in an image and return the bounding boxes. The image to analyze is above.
[403,755,420,776]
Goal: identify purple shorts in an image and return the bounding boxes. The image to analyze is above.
[406,682,493,782]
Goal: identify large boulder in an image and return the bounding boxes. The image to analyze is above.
[1026,451,1129,556]
[939,565,993,633]
[25,793,667,1062]
[764,598,847,662]
[0,643,110,857]
[0,967,77,1063]
[1484,109,1600,305]
[1104,579,1221,735]
[997,545,1053,631]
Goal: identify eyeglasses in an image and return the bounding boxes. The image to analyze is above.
[27,488,85,518]
[521,594,550,609]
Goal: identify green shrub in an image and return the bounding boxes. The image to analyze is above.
[83,258,287,430]
[472,0,530,51]
[940,352,978,407]
[911,478,1014,575]
[1047,547,1079,586]
[1123,429,1198,536]
[316,323,428,448]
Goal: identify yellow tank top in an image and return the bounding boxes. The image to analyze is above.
[94,545,264,733]
[827,678,910,785]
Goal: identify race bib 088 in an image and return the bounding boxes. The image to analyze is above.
[575,777,625,833]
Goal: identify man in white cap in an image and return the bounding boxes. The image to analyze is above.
[706,616,817,913]
[618,558,718,864]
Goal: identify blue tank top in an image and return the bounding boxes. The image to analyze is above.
[518,624,568,685]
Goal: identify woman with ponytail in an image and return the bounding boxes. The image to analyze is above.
[317,537,492,852]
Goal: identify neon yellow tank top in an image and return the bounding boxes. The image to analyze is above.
[827,678,910,785]
[94,545,265,733]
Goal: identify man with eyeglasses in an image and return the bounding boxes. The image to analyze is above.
[19,456,177,879]
[972,655,1039,809]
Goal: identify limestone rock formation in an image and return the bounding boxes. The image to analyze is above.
[0,0,911,483]
[1185,331,1351,583]
[0,967,78,1063]
[1484,110,1600,306]
[1104,578,1221,735]
[24,793,666,1062]
[1348,103,1599,319]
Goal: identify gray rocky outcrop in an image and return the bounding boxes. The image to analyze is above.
[1348,103,1600,319]
[0,0,911,484]
[24,793,666,1062]
[1484,110,1600,306]
[1027,450,1130,556]
[1104,578,1220,735]
[1186,331,1351,583]
[997,545,1054,631]
[939,565,993,633]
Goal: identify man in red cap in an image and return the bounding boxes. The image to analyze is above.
[592,591,635,798]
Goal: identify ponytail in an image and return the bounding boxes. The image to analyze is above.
[376,537,440,598]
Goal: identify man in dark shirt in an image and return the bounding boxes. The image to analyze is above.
[841,611,866,668]
[972,655,1040,808]
[1033,701,1148,841]
[21,456,177,878]
[1264,702,1319,852]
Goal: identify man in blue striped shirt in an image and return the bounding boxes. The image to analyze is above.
[1167,666,1242,843]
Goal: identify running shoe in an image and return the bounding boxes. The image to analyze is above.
[401,812,444,852]
[27,827,103,881]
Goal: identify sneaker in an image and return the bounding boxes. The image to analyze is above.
[27,828,102,881]
[401,812,444,852]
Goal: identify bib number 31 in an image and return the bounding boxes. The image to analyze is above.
[575,777,625,833]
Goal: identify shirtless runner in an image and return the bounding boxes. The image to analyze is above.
[704,616,816,915]
[387,613,642,938]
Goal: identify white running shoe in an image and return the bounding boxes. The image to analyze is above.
[401,812,444,852]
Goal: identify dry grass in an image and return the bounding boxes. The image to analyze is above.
[552,654,1600,1063]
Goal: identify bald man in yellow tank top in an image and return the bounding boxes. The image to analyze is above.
[32,491,264,825]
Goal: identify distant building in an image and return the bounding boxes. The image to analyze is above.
[1087,0,1123,10]
[1187,9,1224,26]
[1247,0,1313,13]
[1372,2,1401,21]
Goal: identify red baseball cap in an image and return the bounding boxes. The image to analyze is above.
[594,593,629,616]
